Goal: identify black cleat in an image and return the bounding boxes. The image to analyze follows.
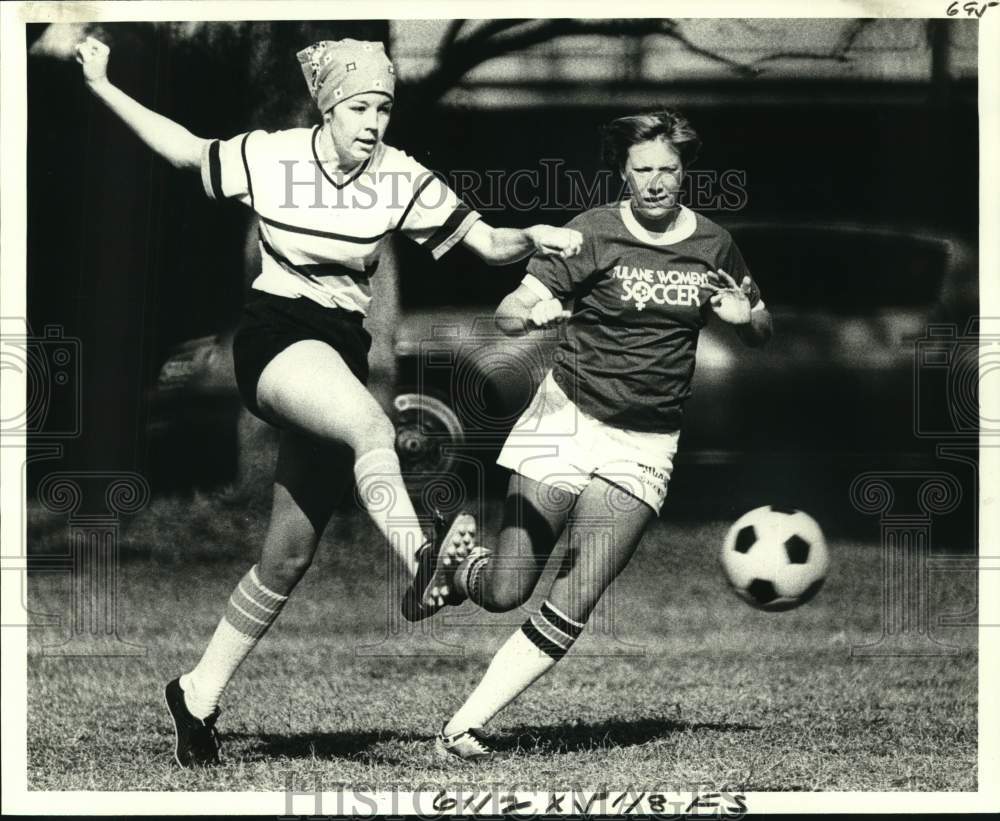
[164,677,222,768]
[401,510,476,622]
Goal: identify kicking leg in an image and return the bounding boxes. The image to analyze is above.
[166,430,350,767]
[440,477,653,752]
[256,339,427,579]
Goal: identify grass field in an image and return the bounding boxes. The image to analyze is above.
[25,491,977,793]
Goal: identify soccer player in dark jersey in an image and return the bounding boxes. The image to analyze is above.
[421,110,772,761]
[74,35,582,768]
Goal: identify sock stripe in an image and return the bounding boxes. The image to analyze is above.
[531,613,575,650]
[224,602,269,639]
[521,621,567,660]
[530,615,572,651]
[235,583,281,619]
[223,568,288,640]
[183,568,288,720]
[543,600,584,628]
[249,566,288,603]
[245,576,283,606]
[541,601,584,638]
[229,598,269,626]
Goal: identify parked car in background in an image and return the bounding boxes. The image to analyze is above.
[391,221,977,509]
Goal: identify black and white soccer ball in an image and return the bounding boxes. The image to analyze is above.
[720,506,829,611]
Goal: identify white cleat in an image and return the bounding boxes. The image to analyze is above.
[435,725,497,762]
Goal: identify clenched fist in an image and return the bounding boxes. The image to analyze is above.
[75,36,110,85]
[528,298,571,329]
[526,225,584,259]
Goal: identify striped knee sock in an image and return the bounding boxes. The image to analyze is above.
[354,448,427,578]
[443,600,584,735]
[179,565,288,720]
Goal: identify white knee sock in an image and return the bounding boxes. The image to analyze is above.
[180,565,288,720]
[443,601,584,735]
[353,448,426,578]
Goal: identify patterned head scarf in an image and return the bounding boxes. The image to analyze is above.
[296,39,395,115]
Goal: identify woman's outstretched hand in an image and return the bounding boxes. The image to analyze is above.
[705,268,752,325]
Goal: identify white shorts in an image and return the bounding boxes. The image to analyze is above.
[496,372,681,515]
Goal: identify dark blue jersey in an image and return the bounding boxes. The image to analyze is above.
[525,202,761,433]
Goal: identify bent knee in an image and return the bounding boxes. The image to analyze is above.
[261,521,320,586]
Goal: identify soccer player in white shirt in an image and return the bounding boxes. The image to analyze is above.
[74,35,582,768]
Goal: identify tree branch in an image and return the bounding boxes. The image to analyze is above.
[750,19,873,69]
[439,19,466,52]
[406,17,758,112]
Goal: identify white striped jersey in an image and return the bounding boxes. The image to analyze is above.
[199,127,481,315]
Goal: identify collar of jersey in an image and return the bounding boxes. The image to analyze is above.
[619,200,697,246]
[311,126,379,189]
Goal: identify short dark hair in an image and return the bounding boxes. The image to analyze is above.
[601,110,701,172]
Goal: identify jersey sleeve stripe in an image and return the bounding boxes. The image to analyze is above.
[422,202,480,257]
[240,132,255,209]
[259,229,373,285]
[429,209,480,260]
[395,174,437,233]
[424,201,471,248]
[207,140,223,200]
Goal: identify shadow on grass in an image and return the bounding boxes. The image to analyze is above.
[227,728,421,764]
[497,717,762,755]
[228,716,761,761]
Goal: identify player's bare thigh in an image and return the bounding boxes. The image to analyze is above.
[255,339,394,453]
[545,476,655,623]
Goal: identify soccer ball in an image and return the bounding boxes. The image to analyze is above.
[720,506,829,611]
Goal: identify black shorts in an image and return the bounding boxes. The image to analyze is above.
[233,291,372,422]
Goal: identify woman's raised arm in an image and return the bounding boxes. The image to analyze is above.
[76,37,208,171]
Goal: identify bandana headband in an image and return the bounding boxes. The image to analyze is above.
[297,39,395,114]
